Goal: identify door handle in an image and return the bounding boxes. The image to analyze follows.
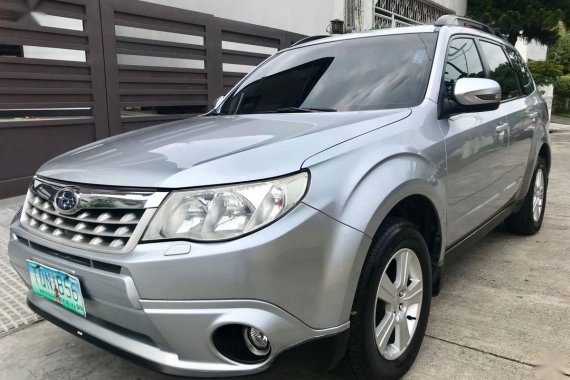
[495,123,508,133]
[529,111,539,120]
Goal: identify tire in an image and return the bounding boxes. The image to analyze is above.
[505,157,548,235]
[347,218,432,380]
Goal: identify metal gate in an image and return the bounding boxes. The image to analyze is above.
[0,0,304,198]
[373,0,453,28]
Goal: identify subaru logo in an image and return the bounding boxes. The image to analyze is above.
[54,188,80,214]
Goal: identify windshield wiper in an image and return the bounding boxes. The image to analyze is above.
[263,107,337,113]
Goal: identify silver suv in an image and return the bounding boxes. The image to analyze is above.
[8,16,550,379]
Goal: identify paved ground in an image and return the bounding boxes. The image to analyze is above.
[550,115,570,125]
[0,127,569,379]
[0,195,41,337]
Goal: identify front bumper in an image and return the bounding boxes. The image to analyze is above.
[8,203,370,377]
[26,293,348,377]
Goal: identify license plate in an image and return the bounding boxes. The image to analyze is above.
[27,260,86,317]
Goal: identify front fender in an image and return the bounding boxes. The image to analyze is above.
[303,151,446,260]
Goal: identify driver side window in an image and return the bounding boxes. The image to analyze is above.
[444,38,485,100]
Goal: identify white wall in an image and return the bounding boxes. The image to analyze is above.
[22,12,86,62]
[515,39,548,62]
[142,0,345,36]
[432,0,467,16]
[24,0,468,45]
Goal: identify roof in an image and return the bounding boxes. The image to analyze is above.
[286,25,438,50]
[289,15,510,50]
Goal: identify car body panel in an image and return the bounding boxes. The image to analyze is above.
[37,110,411,189]
[302,100,447,260]
[26,292,348,377]
[439,108,512,245]
[514,95,551,200]
[433,27,548,245]
[10,203,370,330]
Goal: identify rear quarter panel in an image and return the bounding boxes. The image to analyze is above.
[514,92,551,201]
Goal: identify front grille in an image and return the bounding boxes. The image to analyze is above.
[20,177,167,253]
[23,194,142,249]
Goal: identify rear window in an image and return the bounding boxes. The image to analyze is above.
[506,47,535,95]
[219,33,437,114]
[480,41,521,100]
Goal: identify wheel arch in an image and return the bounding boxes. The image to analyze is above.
[303,149,448,309]
[538,143,551,174]
[516,128,551,202]
[358,166,446,268]
[346,191,444,309]
[378,194,443,266]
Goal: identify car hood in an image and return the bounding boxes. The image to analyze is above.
[38,110,411,188]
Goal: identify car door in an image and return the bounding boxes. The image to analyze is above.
[439,36,512,245]
[477,40,533,205]
[503,46,541,183]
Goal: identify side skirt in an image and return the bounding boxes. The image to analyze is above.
[432,201,519,296]
[445,202,518,258]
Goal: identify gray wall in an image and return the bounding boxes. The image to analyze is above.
[432,0,467,16]
[142,0,346,36]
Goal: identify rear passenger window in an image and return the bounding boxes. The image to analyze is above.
[506,47,535,95]
[480,41,521,100]
[444,38,485,98]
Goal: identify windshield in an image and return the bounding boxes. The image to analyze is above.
[218,32,437,114]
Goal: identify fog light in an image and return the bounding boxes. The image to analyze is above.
[243,327,270,356]
[11,233,18,241]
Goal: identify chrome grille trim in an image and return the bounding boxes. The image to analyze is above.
[20,177,168,254]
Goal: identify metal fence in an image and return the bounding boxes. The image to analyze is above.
[373,0,452,29]
[0,0,304,198]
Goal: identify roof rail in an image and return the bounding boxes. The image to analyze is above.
[434,15,506,41]
[291,35,330,47]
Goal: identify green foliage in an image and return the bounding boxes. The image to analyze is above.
[547,29,570,73]
[528,60,564,86]
[553,75,570,113]
[555,75,570,96]
[467,0,569,45]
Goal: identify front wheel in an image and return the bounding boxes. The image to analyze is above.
[347,218,432,380]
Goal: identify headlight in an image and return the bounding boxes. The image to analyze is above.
[143,172,309,242]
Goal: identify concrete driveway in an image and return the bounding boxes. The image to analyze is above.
[1,128,569,380]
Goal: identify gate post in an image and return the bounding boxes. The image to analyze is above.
[85,0,110,139]
[98,0,123,136]
[205,18,224,106]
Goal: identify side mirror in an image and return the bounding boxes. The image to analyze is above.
[441,78,501,118]
[454,78,501,108]
[213,96,225,109]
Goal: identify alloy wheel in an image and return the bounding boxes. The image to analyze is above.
[533,169,545,222]
[374,248,423,360]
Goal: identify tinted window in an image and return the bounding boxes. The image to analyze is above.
[444,38,485,98]
[506,47,535,95]
[480,41,521,100]
[219,33,437,114]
